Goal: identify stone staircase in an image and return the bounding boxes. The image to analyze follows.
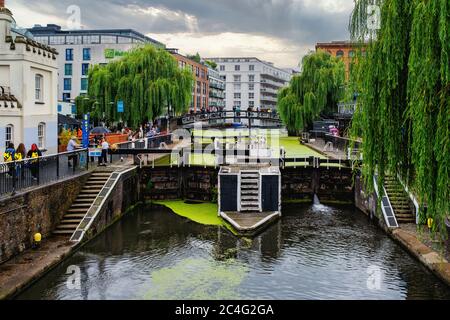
[384,175,415,224]
[53,172,111,236]
[240,171,260,212]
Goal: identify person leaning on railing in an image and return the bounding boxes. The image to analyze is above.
[67,136,82,168]
[27,144,42,181]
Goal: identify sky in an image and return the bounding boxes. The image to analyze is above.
[8,0,355,68]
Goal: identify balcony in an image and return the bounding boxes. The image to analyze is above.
[260,87,279,96]
[210,82,225,90]
[338,103,357,115]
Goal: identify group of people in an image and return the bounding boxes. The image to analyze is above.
[135,123,161,140]
[3,143,43,180]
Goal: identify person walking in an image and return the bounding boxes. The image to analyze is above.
[67,136,82,168]
[3,143,16,178]
[27,144,42,181]
[15,143,26,178]
[99,138,109,166]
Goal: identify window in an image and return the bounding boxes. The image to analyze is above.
[249,84,254,91]
[65,64,72,76]
[35,74,43,101]
[71,104,76,114]
[81,78,88,91]
[249,75,255,82]
[235,65,240,71]
[196,81,201,94]
[249,65,255,71]
[38,123,46,149]
[83,48,91,60]
[63,93,71,102]
[233,75,241,82]
[336,50,344,58]
[234,93,241,99]
[234,84,241,91]
[220,65,225,71]
[5,124,13,148]
[82,63,90,76]
[66,48,73,61]
[64,78,72,91]
[349,50,355,58]
[233,101,241,108]
[249,101,255,108]
[57,104,62,112]
[249,93,254,99]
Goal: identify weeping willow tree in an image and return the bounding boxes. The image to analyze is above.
[349,0,449,232]
[77,45,194,128]
[278,51,345,135]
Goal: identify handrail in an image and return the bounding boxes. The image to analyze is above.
[373,175,399,228]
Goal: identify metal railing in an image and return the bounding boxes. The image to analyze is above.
[0,148,89,197]
[181,111,281,125]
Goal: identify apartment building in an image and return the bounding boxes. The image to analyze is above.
[207,57,291,111]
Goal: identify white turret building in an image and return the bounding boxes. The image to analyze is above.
[0,1,59,155]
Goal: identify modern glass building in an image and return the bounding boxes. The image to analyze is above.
[28,24,165,102]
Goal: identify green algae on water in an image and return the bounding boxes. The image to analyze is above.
[143,258,248,300]
[153,200,222,226]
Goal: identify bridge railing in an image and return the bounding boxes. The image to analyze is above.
[0,149,89,198]
[181,111,281,125]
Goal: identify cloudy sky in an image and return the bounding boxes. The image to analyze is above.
[8,0,354,68]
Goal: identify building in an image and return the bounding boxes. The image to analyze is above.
[315,41,365,78]
[28,24,165,103]
[207,57,292,112]
[168,49,209,113]
[58,100,76,117]
[207,67,225,111]
[0,2,59,154]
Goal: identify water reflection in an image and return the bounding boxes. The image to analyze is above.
[17,204,450,300]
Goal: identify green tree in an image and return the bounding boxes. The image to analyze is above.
[79,45,194,127]
[187,52,201,63]
[278,51,345,134]
[349,0,449,232]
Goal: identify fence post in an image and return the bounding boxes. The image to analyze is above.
[12,161,16,194]
[37,157,41,185]
[86,149,89,170]
[56,153,60,179]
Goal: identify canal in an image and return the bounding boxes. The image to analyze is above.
[17,203,450,300]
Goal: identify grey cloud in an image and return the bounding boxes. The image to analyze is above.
[17,0,351,43]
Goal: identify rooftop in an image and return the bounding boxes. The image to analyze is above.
[27,24,164,47]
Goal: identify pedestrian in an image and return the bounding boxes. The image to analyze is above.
[3,143,16,178]
[67,136,81,168]
[27,144,42,181]
[99,138,109,166]
[15,143,26,178]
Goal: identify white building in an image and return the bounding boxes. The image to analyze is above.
[206,57,292,111]
[0,4,58,155]
[28,24,165,103]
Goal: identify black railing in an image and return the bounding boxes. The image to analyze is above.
[181,111,281,125]
[109,134,173,164]
[0,149,89,197]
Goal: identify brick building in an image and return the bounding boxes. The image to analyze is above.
[315,41,365,79]
[168,49,209,113]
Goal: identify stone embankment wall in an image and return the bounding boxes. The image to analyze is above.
[0,173,90,263]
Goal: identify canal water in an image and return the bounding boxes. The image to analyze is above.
[17,203,450,300]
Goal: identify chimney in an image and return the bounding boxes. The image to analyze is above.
[0,1,4,8]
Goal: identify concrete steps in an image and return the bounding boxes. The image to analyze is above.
[53,172,111,237]
[240,171,260,212]
[384,175,415,224]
